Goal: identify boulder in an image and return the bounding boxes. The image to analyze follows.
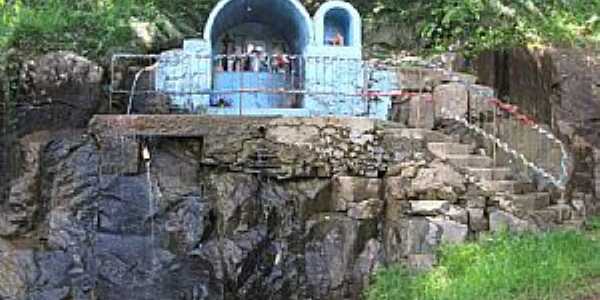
[489,209,537,233]
[430,217,469,244]
[408,201,450,216]
[304,214,380,299]
[410,161,466,200]
[0,249,36,300]
[17,51,103,136]
[468,208,488,232]
[433,83,469,119]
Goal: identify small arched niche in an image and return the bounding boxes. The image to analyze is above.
[324,8,351,46]
[314,1,361,47]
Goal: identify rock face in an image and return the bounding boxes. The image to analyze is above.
[17,51,104,135]
[0,115,570,299]
[1,51,104,219]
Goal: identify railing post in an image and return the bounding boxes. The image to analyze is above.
[493,103,498,169]
[240,63,244,116]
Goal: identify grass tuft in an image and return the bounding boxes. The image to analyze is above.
[366,229,600,300]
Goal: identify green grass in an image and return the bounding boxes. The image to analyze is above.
[366,221,600,300]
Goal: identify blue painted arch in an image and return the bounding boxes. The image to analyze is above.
[202,0,315,54]
[313,1,361,47]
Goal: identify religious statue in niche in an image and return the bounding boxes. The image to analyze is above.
[220,34,234,71]
[329,29,345,46]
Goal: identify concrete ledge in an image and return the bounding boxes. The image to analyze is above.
[89,114,380,139]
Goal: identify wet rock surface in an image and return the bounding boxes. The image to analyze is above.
[0,115,579,299]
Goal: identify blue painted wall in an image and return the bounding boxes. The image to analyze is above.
[212,72,298,109]
[155,0,391,120]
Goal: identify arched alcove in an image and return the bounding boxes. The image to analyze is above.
[314,1,361,47]
[324,8,351,46]
[203,0,314,54]
[202,0,314,111]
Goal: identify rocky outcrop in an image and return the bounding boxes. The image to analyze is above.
[1,51,104,209]
[17,51,104,135]
[0,116,438,299]
[1,115,570,299]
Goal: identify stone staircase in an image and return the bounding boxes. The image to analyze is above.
[408,128,552,211]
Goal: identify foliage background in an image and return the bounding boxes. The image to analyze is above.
[1,0,599,59]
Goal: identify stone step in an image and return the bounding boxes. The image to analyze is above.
[480,180,536,194]
[427,142,474,158]
[511,192,551,211]
[466,167,513,181]
[385,128,456,143]
[446,155,494,168]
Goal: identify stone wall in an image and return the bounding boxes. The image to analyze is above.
[0,115,578,299]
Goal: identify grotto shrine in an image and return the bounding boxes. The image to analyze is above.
[155,0,391,119]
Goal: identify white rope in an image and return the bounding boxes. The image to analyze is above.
[443,109,569,190]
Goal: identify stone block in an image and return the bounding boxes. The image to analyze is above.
[489,210,536,233]
[467,84,495,117]
[410,161,466,200]
[409,201,450,216]
[547,204,573,222]
[395,68,477,92]
[445,205,468,224]
[511,193,551,211]
[347,199,384,220]
[433,83,469,119]
[385,200,411,220]
[395,68,437,91]
[430,218,468,244]
[266,125,320,145]
[466,196,487,209]
[467,208,488,232]
[384,176,409,201]
[403,218,440,255]
[408,94,435,129]
[332,176,382,211]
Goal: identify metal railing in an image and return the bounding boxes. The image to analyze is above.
[376,64,571,192]
[448,79,571,192]
[109,54,572,191]
[109,53,373,114]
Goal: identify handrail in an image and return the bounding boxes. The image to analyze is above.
[442,106,570,191]
[379,63,572,191]
[109,54,572,192]
[439,86,571,191]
